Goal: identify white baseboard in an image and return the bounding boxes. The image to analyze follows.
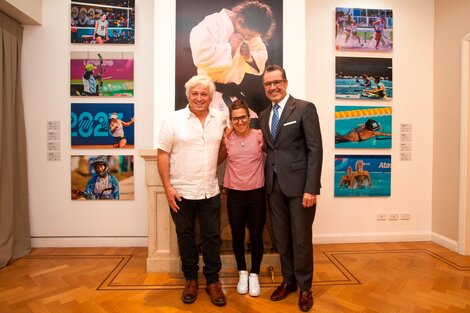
[431,232,458,252]
[31,236,148,247]
[313,231,431,244]
[30,233,457,252]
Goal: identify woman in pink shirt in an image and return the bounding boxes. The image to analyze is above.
[220,100,266,297]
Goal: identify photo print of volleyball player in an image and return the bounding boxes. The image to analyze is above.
[71,155,134,200]
[335,7,393,51]
[336,56,392,100]
[70,0,135,44]
[70,51,134,97]
[335,105,392,149]
[175,0,283,128]
[335,154,391,197]
[71,103,135,149]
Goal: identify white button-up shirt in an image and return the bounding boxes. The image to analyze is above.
[158,106,227,199]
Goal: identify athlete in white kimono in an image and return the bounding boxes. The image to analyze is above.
[189,1,275,119]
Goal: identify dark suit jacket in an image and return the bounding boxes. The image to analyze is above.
[259,95,323,197]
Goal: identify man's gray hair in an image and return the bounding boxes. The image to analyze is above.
[184,75,216,99]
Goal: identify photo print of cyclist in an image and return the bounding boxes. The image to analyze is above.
[71,155,134,200]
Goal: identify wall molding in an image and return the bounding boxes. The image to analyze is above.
[31,236,148,248]
[458,33,470,255]
[314,231,431,244]
[431,232,458,252]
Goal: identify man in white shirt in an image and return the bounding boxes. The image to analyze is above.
[157,75,227,306]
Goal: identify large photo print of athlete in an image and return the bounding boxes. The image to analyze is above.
[70,0,135,44]
[175,0,283,128]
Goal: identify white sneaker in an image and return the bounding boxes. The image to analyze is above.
[237,270,248,294]
[248,273,260,297]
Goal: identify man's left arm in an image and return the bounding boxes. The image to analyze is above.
[302,102,323,207]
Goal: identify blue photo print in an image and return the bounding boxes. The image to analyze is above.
[335,105,392,148]
[71,103,135,149]
[335,154,391,197]
[336,56,392,100]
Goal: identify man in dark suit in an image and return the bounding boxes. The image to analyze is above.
[259,64,323,312]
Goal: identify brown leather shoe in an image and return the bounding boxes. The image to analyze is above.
[298,290,313,311]
[270,282,298,301]
[181,280,198,304]
[205,282,226,306]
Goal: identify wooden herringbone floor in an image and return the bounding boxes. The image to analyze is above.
[1,242,470,312]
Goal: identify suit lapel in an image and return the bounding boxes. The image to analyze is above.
[260,107,274,148]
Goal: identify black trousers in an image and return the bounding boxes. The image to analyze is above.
[268,175,316,291]
[227,188,266,274]
[170,195,222,284]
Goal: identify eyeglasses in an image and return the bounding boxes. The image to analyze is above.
[263,80,285,88]
[231,115,249,123]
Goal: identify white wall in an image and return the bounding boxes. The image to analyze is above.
[433,0,470,249]
[153,0,436,245]
[308,0,435,244]
[22,0,439,247]
[22,0,154,247]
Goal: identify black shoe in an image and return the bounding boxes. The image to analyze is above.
[270,282,298,301]
[298,290,313,311]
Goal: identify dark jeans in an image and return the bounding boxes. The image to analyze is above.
[170,195,222,284]
[227,188,266,274]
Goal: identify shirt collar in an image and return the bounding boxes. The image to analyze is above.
[272,94,289,112]
[184,105,215,119]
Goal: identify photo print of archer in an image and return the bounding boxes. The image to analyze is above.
[175,0,283,127]
[335,7,393,51]
[71,103,134,149]
[70,51,134,97]
[71,155,134,200]
[335,105,392,149]
[336,56,392,100]
[70,0,135,44]
[335,154,391,197]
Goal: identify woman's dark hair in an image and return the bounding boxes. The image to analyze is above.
[229,99,250,119]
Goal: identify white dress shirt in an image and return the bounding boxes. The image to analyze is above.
[269,94,289,130]
[158,106,227,200]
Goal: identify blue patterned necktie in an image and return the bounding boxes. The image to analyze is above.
[271,103,280,140]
